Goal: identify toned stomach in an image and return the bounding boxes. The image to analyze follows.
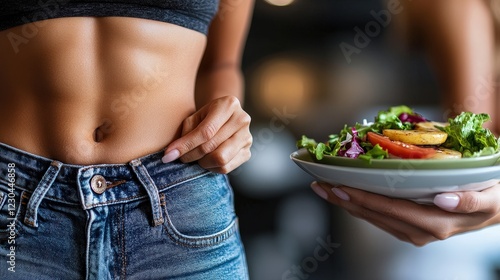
[0,17,206,164]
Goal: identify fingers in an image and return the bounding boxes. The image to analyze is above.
[310,181,438,246]
[197,128,252,172]
[181,109,251,163]
[346,206,438,246]
[314,182,441,228]
[311,181,425,220]
[163,97,237,160]
[311,181,500,245]
[434,184,500,214]
[179,99,236,150]
[162,96,252,174]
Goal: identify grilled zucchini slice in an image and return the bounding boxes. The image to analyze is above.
[382,129,448,145]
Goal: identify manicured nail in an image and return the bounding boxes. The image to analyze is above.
[331,187,350,201]
[433,193,459,210]
[161,149,180,163]
[311,181,329,200]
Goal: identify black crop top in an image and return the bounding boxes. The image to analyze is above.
[0,0,220,34]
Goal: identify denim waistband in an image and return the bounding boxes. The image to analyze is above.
[0,142,210,227]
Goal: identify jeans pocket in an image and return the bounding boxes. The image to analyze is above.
[160,173,238,248]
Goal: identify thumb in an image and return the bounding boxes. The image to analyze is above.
[433,184,500,214]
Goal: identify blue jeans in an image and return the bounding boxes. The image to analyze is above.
[0,143,248,279]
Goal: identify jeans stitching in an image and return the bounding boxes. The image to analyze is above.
[10,191,28,238]
[160,182,238,248]
[120,205,127,280]
[155,170,210,191]
[82,170,210,208]
[162,213,238,248]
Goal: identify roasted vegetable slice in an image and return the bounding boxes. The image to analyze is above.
[429,147,462,159]
[414,121,448,131]
[382,129,448,145]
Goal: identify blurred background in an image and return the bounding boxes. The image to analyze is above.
[229,0,500,279]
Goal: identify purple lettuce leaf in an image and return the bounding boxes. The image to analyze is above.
[338,128,366,158]
[398,112,427,124]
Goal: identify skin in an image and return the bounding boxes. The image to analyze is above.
[311,181,500,247]
[309,0,500,246]
[0,0,254,174]
[394,0,497,130]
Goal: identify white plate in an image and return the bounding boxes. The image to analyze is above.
[291,148,500,203]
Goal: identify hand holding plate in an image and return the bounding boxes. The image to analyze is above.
[310,181,500,246]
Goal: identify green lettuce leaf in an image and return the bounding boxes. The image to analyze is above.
[441,112,499,157]
[357,144,389,161]
[296,106,500,162]
[370,105,414,133]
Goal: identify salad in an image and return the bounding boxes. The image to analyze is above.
[297,105,500,162]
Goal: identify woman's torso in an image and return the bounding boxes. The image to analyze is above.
[0,16,207,164]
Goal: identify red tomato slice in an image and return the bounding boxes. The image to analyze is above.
[366,132,436,159]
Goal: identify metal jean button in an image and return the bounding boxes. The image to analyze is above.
[91,175,107,194]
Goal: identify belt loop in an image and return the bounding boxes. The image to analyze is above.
[129,159,164,226]
[24,160,63,228]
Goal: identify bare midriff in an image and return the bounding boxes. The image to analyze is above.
[0,17,206,164]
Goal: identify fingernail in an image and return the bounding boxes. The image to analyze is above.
[331,187,350,201]
[311,181,329,200]
[161,149,180,163]
[434,193,459,210]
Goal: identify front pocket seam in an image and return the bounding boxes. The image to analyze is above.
[158,174,237,248]
[162,215,238,248]
[160,191,238,248]
[156,170,211,192]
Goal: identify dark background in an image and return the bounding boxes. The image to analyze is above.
[229,0,500,279]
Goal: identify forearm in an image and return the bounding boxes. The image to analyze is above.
[195,64,244,109]
[402,0,496,130]
[194,0,253,109]
[428,1,495,123]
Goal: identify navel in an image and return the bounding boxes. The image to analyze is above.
[93,126,104,142]
[93,118,116,143]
